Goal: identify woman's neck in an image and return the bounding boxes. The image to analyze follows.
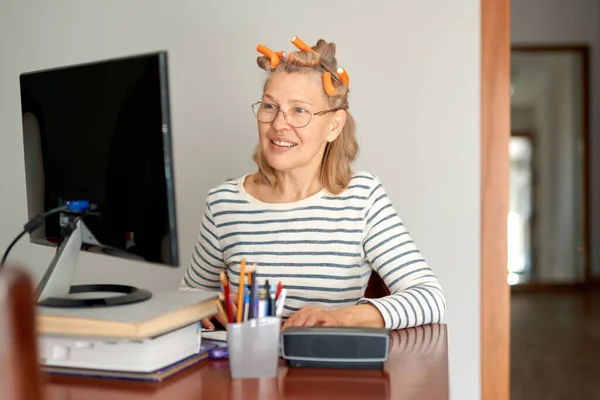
[270,168,322,202]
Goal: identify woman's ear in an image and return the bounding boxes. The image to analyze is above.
[325,110,347,142]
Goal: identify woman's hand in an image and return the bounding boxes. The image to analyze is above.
[201,292,238,330]
[281,307,349,330]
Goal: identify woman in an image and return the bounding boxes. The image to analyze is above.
[180,36,446,331]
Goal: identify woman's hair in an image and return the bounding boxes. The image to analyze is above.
[252,38,358,195]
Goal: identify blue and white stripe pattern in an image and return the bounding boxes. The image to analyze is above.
[180,171,445,330]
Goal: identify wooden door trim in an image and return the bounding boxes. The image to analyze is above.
[481,0,511,399]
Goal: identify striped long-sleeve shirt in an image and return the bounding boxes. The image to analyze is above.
[180,171,446,330]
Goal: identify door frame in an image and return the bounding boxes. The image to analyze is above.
[510,44,592,288]
[481,0,511,399]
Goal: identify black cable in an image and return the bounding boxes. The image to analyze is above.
[0,229,27,268]
[0,205,70,270]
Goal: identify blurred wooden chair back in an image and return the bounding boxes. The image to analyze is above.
[364,270,390,299]
[0,265,44,400]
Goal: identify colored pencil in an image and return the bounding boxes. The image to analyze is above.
[237,259,246,323]
[216,293,228,321]
[220,271,233,323]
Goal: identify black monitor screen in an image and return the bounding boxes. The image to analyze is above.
[19,52,178,267]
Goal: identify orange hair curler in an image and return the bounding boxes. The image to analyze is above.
[322,72,336,95]
[257,44,280,67]
[336,67,350,86]
[275,51,287,58]
[291,36,315,53]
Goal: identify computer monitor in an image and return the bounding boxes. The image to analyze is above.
[19,51,178,308]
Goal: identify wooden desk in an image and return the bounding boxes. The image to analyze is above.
[44,324,448,400]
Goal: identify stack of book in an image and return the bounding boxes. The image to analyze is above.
[35,290,219,382]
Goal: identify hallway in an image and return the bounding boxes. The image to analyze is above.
[511,290,600,399]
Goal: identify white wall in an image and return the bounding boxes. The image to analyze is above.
[0,1,481,398]
[512,0,600,277]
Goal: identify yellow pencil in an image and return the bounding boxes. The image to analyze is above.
[237,259,246,323]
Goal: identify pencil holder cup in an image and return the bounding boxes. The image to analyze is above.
[227,316,281,379]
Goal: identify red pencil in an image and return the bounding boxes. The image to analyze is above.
[275,281,283,301]
[220,271,233,323]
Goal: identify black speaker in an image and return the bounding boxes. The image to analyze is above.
[280,326,390,370]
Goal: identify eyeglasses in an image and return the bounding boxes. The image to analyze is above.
[251,101,342,128]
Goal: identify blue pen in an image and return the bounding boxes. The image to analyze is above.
[250,276,258,319]
[265,279,271,316]
[243,285,250,321]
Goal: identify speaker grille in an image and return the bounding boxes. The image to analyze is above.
[283,334,387,359]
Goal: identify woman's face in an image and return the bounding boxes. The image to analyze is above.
[257,71,344,174]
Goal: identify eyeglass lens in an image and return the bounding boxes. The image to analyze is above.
[253,102,311,128]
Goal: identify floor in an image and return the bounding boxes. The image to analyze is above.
[511,290,600,400]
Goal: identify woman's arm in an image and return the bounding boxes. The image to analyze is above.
[179,200,230,328]
[282,176,445,331]
[331,303,386,327]
[352,177,446,330]
[180,200,226,291]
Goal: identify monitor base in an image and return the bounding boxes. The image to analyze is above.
[37,283,152,308]
[36,217,152,308]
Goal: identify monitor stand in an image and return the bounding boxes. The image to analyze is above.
[36,217,152,308]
